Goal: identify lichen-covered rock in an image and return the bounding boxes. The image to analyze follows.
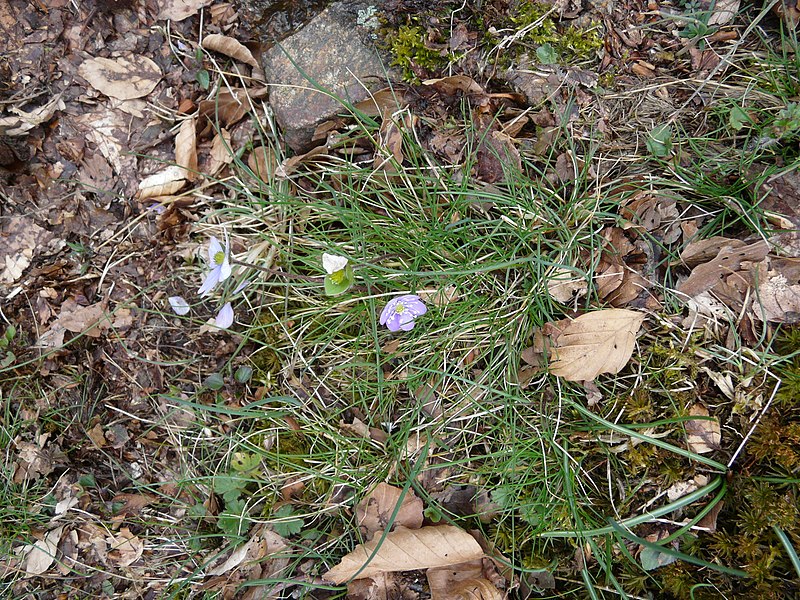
[261,2,391,151]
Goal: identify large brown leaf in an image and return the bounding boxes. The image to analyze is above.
[548,309,645,381]
[323,525,483,584]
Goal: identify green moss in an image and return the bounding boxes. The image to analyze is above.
[385,25,449,82]
[507,1,604,65]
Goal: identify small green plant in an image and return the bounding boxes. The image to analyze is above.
[0,324,15,368]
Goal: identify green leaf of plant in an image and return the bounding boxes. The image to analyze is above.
[214,475,246,495]
[640,546,679,571]
[234,365,253,383]
[647,124,673,158]
[273,504,304,537]
[203,373,225,390]
[536,43,558,64]
[230,452,261,473]
[729,105,749,131]
[218,498,248,536]
[196,69,210,90]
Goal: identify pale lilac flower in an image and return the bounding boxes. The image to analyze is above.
[380,295,427,332]
[168,296,191,315]
[198,235,231,296]
[214,302,234,329]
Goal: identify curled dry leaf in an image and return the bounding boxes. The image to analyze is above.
[356,483,424,540]
[175,117,198,182]
[158,0,214,21]
[679,240,769,298]
[106,527,143,567]
[685,403,721,454]
[428,559,504,600]
[546,268,588,303]
[208,128,233,177]
[548,309,645,382]
[752,258,800,323]
[202,33,259,68]
[23,526,64,576]
[137,165,187,199]
[323,525,484,584]
[78,56,162,101]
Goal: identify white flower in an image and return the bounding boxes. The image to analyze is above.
[168,296,191,315]
[322,253,349,275]
[198,235,231,296]
[214,302,234,329]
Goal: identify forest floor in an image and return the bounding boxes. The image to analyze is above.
[2,0,800,598]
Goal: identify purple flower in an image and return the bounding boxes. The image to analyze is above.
[380,295,427,332]
[198,235,231,296]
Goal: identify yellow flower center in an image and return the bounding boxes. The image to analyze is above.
[213,251,225,265]
[330,269,346,285]
[394,303,405,314]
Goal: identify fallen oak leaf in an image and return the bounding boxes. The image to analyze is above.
[323,525,484,584]
[548,309,645,382]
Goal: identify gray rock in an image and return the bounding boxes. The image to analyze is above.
[261,2,391,151]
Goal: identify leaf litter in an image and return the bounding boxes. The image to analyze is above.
[3,0,800,597]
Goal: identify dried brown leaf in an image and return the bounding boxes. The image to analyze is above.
[56,300,110,336]
[158,0,213,21]
[354,89,409,117]
[679,240,769,297]
[175,117,198,182]
[107,527,143,567]
[137,165,187,199]
[752,258,800,323]
[357,483,424,540]
[428,559,504,600]
[202,33,259,68]
[323,525,484,584]
[680,237,745,267]
[708,0,740,25]
[23,526,63,576]
[208,128,233,176]
[78,56,161,100]
[685,403,721,454]
[548,309,645,381]
[546,268,588,303]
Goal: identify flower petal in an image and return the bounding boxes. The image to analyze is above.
[214,302,234,329]
[207,236,223,264]
[168,296,191,315]
[323,253,349,275]
[219,257,232,282]
[198,266,221,296]
[380,298,399,326]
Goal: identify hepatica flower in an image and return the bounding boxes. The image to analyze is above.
[198,235,231,296]
[380,295,427,332]
[322,252,354,296]
[214,302,234,329]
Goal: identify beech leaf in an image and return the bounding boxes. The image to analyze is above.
[175,117,198,182]
[548,309,645,381]
[202,34,259,68]
[323,525,484,584]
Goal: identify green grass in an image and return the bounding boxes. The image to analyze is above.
[3,2,800,598]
